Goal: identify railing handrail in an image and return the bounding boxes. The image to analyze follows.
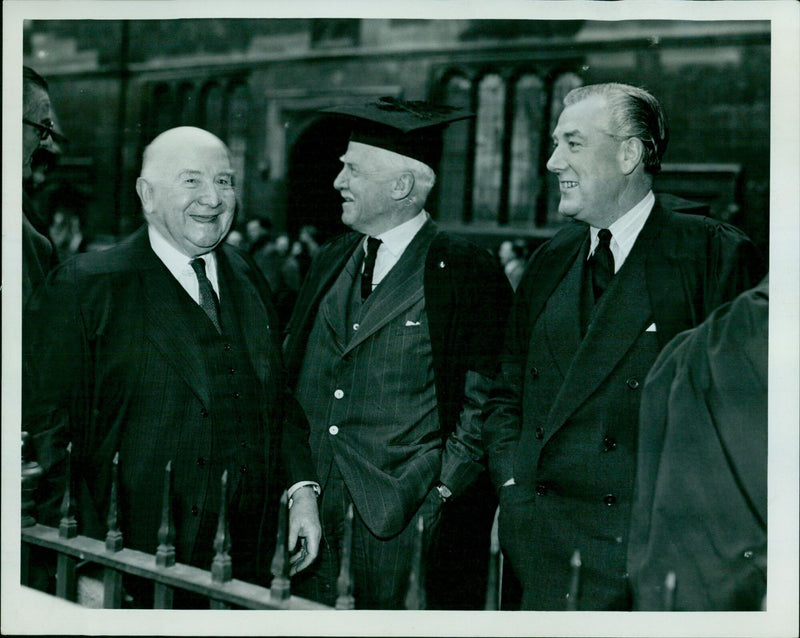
[21,523,329,610]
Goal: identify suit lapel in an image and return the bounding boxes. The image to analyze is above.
[343,220,436,354]
[321,245,362,347]
[545,212,659,434]
[543,242,587,378]
[136,233,213,408]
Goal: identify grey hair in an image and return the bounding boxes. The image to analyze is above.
[370,146,437,208]
[564,83,668,175]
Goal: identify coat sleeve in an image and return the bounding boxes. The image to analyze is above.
[480,244,547,492]
[23,260,91,526]
[629,277,768,610]
[438,245,513,496]
[703,219,766,317]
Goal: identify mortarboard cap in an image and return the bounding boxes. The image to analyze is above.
[322,96,473,169]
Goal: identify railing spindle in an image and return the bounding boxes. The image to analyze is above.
[565,549,581,611]
[484,505,503,610]
[335,503,355,610]
[105,452,123,552]
[56,442,78,601]
[209,475,234,615]
[103,452,124,607]
[404,515,426,610]
[21,432,44,586]
[269,491,290,605]
[211,470,232,583]
[21,432,43,529]
[59,442,78,539]
[153,460,175,608]
[664,570,676,611]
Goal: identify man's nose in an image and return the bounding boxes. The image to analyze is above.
[198,182,222,207]
[545,146,563,174]
[333,168,347,190]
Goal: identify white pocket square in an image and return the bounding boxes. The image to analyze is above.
[405,320,421,327]
[645,323,657,332]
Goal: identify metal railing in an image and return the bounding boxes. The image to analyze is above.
[19,432,453,610]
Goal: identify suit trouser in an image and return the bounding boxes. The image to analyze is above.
[293,463,442,609]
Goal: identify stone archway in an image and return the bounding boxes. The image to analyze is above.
[286,115,354,244]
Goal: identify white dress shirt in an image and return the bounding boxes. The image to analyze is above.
[147,226,220,301]
[587,190,655,272]
[364,209,429,290]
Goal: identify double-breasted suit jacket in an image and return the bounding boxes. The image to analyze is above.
[482,196,765,610]
[284,219,512,540]
[23,226,314,582]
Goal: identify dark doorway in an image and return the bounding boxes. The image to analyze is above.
[286,115,353,244]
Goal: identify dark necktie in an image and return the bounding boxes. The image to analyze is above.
[361,236,382,301]
[190,257,222,333]
[591,228,615,301]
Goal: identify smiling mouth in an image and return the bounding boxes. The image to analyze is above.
[189,214,221,223]
[560,181,578,189]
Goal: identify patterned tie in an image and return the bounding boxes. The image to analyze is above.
[190,257,222,333]
[361,236,382,301]
[591,228,615,301]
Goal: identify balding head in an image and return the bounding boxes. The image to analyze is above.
[136,127,237,257]
[140,126,232,181]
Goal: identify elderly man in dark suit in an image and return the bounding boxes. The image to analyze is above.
[23,127,320,605]
[482,83,765,610]
[283,98,513,609]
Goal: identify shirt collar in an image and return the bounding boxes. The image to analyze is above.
[148,225,218,281]
[368,209,429,258]
[589,191,654,267]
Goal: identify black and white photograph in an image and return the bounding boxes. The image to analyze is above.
[3,1,798,636]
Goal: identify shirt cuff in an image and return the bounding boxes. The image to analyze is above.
[502,478,516,487]
[287,481,321,508]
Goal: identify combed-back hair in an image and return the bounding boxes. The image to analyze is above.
[564,83,668,175]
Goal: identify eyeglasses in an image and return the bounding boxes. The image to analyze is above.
[23,117,67,143]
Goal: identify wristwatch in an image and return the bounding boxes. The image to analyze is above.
[435,483,452,503]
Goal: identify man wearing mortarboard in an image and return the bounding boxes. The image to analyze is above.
[283,97,513,609]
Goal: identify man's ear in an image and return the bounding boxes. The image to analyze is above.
[619,137,645,175]
[135,177,153,213]
[390,172,415,201]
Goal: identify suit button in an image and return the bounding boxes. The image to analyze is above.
[352,323,360,331]
[200,408,209,418]
[334,389,344,399]
[191,505,199,516]
[602,436,617,452]
[329,425,339,435]
[535,427,544,440]
[530,366,539,378]
[229,367,236,375]
[240,441,247,448]
[197,457,206,467]
[604,494,617,506]
[239,465,247,474]
[743,550,754,559]
[626,377,640,389]
[536,483,548,497]
[233,391,241,399]
[224,343,232,351]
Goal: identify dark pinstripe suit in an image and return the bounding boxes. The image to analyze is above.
[23,226,314,587]
[284,218,512,608]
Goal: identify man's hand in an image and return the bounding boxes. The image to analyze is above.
[287,486,321,576]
